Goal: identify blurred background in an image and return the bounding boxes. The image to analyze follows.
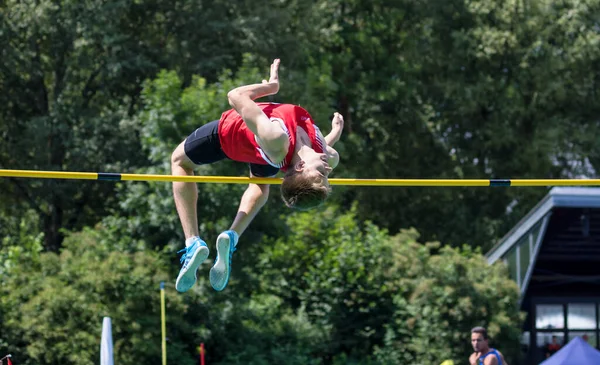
[0,0,599,364]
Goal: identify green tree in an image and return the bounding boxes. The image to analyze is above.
[410,0,600,248]
[289,0,600,250]
[256,206,523,363]
[0,227,199,365]
[207,295,327,365]
[0,0,250,251]
[0,221,336,365]
[373,241,523,364]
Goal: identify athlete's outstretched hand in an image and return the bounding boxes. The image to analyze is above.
[262,58,280,95]
[325,112,344,146]
[331,112,344,132]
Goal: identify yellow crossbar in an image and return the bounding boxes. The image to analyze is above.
[1,169,600,187]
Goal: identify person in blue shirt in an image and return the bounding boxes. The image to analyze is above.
[469,327,509,365]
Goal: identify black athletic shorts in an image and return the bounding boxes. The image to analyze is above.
[183,120,280,178]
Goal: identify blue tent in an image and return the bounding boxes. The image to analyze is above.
[540,336,600,365]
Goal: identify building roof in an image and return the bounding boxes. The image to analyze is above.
[486,187,600,264]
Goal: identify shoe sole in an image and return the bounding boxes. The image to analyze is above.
[175,244,209,293]
[210,232,232,291]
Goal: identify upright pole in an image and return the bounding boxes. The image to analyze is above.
[0,355,12,365]
[100,317,114,365]
[161,282,167,365]
[200,343,205,365]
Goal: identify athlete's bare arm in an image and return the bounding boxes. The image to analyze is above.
[227,59,289,161]
[498,351,508,365]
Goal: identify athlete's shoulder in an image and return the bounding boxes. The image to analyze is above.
[496,350,507,365]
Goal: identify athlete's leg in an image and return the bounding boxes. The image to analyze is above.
[209,164,277,291]
[172,120,225,292]
[228,164,278,235]
[172,120,226,238]
[229,183,270,236]
[171,142,200,239]
[172,143,209,292]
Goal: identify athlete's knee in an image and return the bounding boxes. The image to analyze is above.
[171,141,194,170]
[171,143,184,165]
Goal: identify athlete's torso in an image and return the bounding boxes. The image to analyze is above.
[218,103,324,171]
[479,349,502,365]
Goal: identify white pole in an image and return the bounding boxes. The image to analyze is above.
[100,317,114,365]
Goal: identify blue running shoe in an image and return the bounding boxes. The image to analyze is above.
[209,230,239,291]
[175,237,209,293]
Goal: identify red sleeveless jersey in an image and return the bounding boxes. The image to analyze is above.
[218,103,324,171]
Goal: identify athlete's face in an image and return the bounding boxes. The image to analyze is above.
[297,152,332,186]
[471,332,488,352]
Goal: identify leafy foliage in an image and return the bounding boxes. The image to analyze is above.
[1,0,598,363]
[257,207,523,364]
[0,228,200,365]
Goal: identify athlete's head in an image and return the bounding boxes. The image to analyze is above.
[471,327,490,353]
[280,151,332,210]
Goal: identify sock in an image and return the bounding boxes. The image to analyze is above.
[185,236,199,247]
[228,230,239,247]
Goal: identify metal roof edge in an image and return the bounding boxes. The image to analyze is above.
[486,187,600,264]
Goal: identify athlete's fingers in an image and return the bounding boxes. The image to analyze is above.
[270,59,280,80]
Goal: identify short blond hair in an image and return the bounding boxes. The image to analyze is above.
[280,169,331,210]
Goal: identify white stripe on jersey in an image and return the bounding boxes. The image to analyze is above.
[313,125,325,152]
